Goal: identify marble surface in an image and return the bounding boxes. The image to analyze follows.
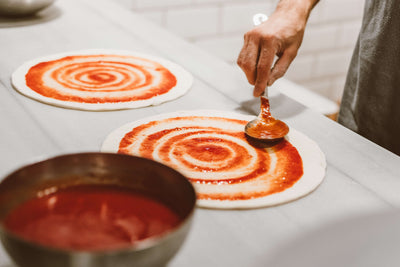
[0,0,399,266]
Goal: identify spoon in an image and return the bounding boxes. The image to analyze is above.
[244,13,289,142]
[245,89,289,142]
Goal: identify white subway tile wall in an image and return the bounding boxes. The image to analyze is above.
[221,2,274,33]
[166,6,219,38]
[121,0,365,102]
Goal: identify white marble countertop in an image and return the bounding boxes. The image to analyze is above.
[0,0,400,266]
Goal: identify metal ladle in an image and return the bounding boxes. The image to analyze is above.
[244,92,289,142]
[244,14,289,142]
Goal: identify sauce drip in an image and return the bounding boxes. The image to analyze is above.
[246,97,289,139]
[4,185,180,251]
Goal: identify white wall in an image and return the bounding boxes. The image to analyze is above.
[119,0,365,103]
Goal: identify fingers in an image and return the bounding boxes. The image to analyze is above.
[237,20,302,96]
[237,33,260,85]
[237,29,278,97]
[267,47,297,86]
[253,41,276,96]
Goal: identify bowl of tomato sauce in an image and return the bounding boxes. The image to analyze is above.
[0,153,196,267]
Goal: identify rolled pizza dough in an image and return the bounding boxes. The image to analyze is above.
[101,110,326,209]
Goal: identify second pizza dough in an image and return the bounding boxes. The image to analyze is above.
[102,110,326,209]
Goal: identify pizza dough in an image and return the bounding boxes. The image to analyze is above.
[12,49,193,110]
[101,110,326,209]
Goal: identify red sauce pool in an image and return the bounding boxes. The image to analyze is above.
[3,185,181,251]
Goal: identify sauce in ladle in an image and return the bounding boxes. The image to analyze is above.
[245,96,289,141]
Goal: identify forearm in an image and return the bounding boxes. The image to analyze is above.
[274,0,319,26]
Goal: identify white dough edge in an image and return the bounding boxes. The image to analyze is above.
[101,110,327,209]
[11,49,193,111]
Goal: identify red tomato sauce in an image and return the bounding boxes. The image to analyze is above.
[3,185,180,251]
[246,97,289,139]
[25,55,177,103]
[117,116,304,201]
[197,139,303,200]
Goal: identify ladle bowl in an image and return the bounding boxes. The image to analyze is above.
[244,95,289,142]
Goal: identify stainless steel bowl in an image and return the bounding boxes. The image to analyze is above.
[0,153,196,267]
[0,0,55,16]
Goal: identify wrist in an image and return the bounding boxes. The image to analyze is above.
[274,0,319,25]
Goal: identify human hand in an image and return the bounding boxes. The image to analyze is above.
[237,7,309,97]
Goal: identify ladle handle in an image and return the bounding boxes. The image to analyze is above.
[263,87,268,98]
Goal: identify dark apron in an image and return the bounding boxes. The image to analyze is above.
[338,0,400,156]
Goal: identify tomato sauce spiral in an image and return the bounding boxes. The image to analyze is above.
[25,54,177,103]
[118,116,303,201]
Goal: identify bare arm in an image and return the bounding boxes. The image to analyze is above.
[237,0,319,97]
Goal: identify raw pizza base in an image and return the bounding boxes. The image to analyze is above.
[101,110,326,209]
[11,49,193,111]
